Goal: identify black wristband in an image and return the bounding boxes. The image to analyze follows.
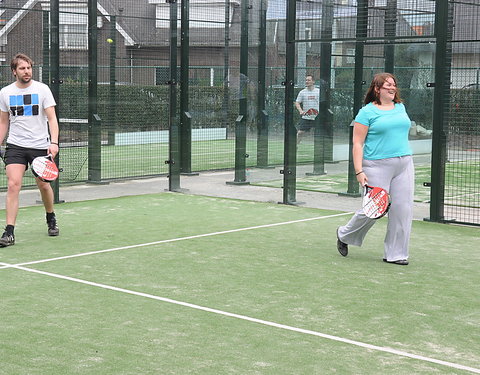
[51,142,58,145]
[355,170,364,176]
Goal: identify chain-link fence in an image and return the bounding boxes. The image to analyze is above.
[0,0,478,225]
[442,1,480,225]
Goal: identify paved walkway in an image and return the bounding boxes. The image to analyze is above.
[3,161,430,222]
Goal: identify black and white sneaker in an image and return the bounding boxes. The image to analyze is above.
[47,217,59,237]
[0,231,15,247]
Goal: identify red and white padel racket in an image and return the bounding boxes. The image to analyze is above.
[362,185,391,219]
[303,108,319,116]
[31,155,59,182]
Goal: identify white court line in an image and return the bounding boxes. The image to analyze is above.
[1,261,479,374]
[0,212,352,270]
[446,191,480,200]
[198,171,232,176]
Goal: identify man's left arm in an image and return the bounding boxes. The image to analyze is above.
[45,106,59,157]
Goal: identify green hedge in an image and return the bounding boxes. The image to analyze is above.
[34,82,455,136]
[59,84,238,132]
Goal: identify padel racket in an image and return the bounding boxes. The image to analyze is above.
[303,108,319,116]
[362,185,391,219]
[31,154,59,182]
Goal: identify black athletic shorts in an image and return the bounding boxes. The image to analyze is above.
[296,118,316,132]
[4,143,48,168]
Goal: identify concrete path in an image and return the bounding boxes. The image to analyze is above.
[3,161,430,222]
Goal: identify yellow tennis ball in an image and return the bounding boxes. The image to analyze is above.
[106,38,113,44]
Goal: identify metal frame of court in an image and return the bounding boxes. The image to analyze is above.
[0,0,478,226]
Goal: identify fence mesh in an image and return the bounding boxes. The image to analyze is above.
[444,1,480,224]
[0,0,478,225]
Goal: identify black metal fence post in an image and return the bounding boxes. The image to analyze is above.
[384,0,397,73]
[168,0,181,191]
[222,0,231,142]
[180,0,197,176]
[344,0,368,197]
[107,15,116,146]
[227,0,249,185]
[282,0,297,204]
[427,0,453,222]
[42,11,50,85]
[87,0,101,183]
[309,0,334,175]
[256,0,269,169]
[50,0,61,202]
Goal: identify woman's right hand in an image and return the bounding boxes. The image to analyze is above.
[356,171,368,186]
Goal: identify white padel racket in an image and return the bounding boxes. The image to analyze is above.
[362,185,391,219]
[31,154,59,182]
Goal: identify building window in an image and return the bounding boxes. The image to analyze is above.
[150,0,240,29]
[345,48,355,64]
[305,27,312,48]
[60,23,87,49]
[40,2,88,50]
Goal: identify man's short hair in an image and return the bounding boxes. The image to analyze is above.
[11,53,34,71]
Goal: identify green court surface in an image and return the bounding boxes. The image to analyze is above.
[0,193,479,374]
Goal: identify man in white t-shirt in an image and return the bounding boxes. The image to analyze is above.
[0,53,60,247]
[295,75,320,144]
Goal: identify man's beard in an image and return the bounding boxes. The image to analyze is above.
[19,76,31,84]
